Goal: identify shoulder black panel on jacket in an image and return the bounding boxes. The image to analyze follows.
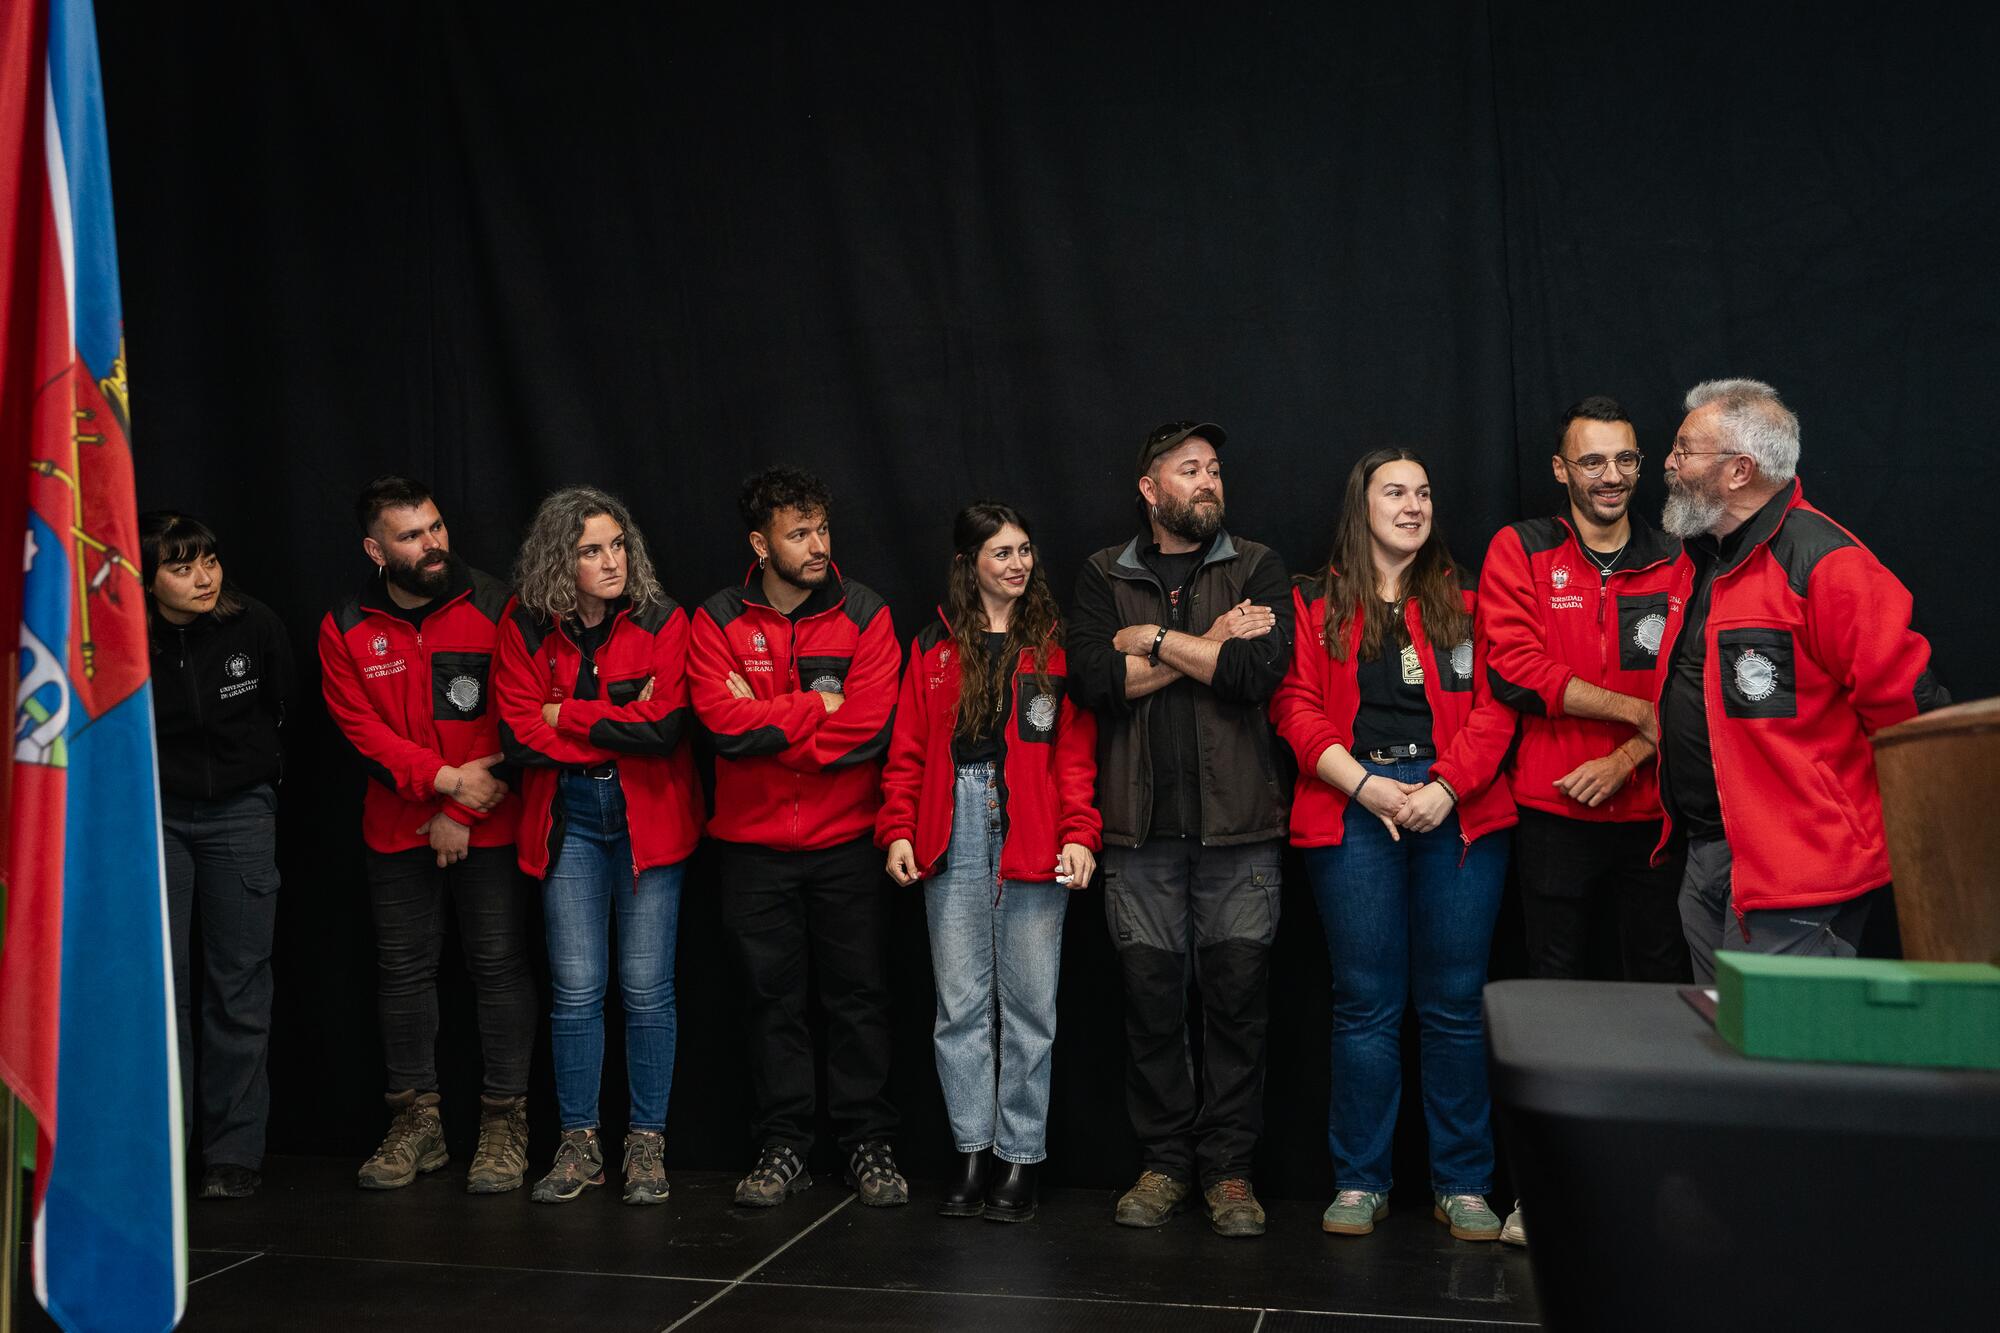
[700,586,749,628]
[913,619,950,654]
[332,595,366,635]
[1768,510,1857,597]
[839,578,888,629]
[509,603,552,655]
[465,568,513,623]
[628,594,679,635]
[1508,517,1567,556]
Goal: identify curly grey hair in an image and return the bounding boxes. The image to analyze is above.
[1685,378,1799,484]
[512,485,666,624]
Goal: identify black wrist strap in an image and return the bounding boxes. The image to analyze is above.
[1147,625,1169,665]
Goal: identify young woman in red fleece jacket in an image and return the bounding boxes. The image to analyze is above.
[1271,449,1517,1243]
[878,502,1101,1223]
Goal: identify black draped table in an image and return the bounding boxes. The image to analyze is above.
[1485,979,2000,1332]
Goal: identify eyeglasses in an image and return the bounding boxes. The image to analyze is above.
[1559,450,1643,479]
[1667,443,1742,464]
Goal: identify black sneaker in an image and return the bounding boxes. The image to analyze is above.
[734,1144,811,1207]
[845,1141,909,1208]
[199,1164,261,1199]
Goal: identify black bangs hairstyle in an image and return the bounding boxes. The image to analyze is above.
[139,510,245,624]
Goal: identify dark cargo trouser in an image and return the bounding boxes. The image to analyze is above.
[1103,838,1280,1190]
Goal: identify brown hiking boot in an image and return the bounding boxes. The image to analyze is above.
[1204,1177,1267,1237]
[1113,1170,1188,1228]
[845,1141,910,1207]
[465,1095,529,1194]
[356,1090,447,1190]
[531,1128,605,1204]
[622,1130,669,1205]
[734,1143,811,1207]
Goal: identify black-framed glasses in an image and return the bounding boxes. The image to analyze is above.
[1559,450,1643,479]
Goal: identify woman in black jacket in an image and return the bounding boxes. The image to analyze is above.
[142,511,294,1199]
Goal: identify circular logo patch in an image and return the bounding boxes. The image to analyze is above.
[225,653,250,679]
[445,675,482,712]
[1450,641,1474,678]
[1024,693,1059,734]
[1633,613,1667,655]
[1734,649,1778,702]
[808,674,843,694]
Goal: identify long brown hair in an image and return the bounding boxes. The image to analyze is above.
[944,502,1061,740]
[1319,449,1469,661]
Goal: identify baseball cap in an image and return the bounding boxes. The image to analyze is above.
[1136,420,1228,477]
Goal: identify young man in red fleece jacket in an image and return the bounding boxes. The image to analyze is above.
[1654,380,1949,982]
[688,467,908,1209]
[318,477,537,1195]
[1479,396,1689,987]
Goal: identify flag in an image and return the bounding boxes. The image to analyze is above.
[0,1,186,1328]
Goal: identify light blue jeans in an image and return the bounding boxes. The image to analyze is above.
[923,762,1068,1164]
[544,772,683,1133]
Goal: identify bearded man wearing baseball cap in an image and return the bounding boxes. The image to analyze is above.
[1068,421,1294,1237]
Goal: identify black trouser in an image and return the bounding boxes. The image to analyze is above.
[164,784,280,1171]
[1103,838,1280,1189]
[715,835,898,1154]
[1514,808,1689,983]
[364,843,536,1098]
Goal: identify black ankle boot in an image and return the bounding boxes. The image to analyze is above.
[938,1150,987,1217]
[984,1160,1036,1222]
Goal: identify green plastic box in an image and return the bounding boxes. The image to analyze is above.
[1714,953,2000,1070]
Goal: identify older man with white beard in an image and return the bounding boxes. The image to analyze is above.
[1650,380,1949,981]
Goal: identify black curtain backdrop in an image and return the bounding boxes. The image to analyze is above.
[98,2,2000,1197]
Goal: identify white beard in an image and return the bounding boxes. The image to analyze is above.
[1661,485,1727,538]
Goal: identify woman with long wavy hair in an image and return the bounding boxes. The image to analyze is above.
[877,502,1101,1223]
[492,487,704,1206]
[1270,450,1518,1242]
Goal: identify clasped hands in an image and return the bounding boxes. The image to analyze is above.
[884,838,1095,889]
[1352,772,1457,841]
[421,752,510,867]
[1110,599,1276,657]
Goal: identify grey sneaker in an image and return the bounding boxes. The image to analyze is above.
[356,1091,447,1189]
[1500,1201,1526,1247]
[735,1144,811,1207]
[198,1164,260,1199]
[622,1130,669,1205]
[1203,1177,1267,1237]
[1434,1192,1502,1241]
[846,1141,909,1207]
[530,1128,605,1204]
[1321,1189,1390,1235]
[1113,1170,1188,1228]
[465,1095,529,1194]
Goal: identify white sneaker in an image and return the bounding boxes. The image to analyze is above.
[1499,1200,1526,1247]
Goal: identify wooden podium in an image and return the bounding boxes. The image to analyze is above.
[1871,696,2000,964]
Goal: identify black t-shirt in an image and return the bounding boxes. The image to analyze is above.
[1351,623,1435,754]
[568,615,615,701]
[1138,542,1208,838]
[951,633,1013,766]
[1659,513,1765,840]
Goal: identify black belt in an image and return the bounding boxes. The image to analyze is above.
[567,762,618,780]
[1363,743,1435,763]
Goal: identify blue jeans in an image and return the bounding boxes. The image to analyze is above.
[923,763,1068,1163]
[1303,759,1508,1195]
[543,772,683,1132]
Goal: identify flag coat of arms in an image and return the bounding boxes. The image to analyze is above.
[1,0,187,1328]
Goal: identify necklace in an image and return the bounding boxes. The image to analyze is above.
[1581,542,1626,578]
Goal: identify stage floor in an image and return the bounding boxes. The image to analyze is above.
[16,1156,1541,1330]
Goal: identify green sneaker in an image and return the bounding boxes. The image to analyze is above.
[1434,1192,1502,1241]
[1321,1189,1390,1235]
